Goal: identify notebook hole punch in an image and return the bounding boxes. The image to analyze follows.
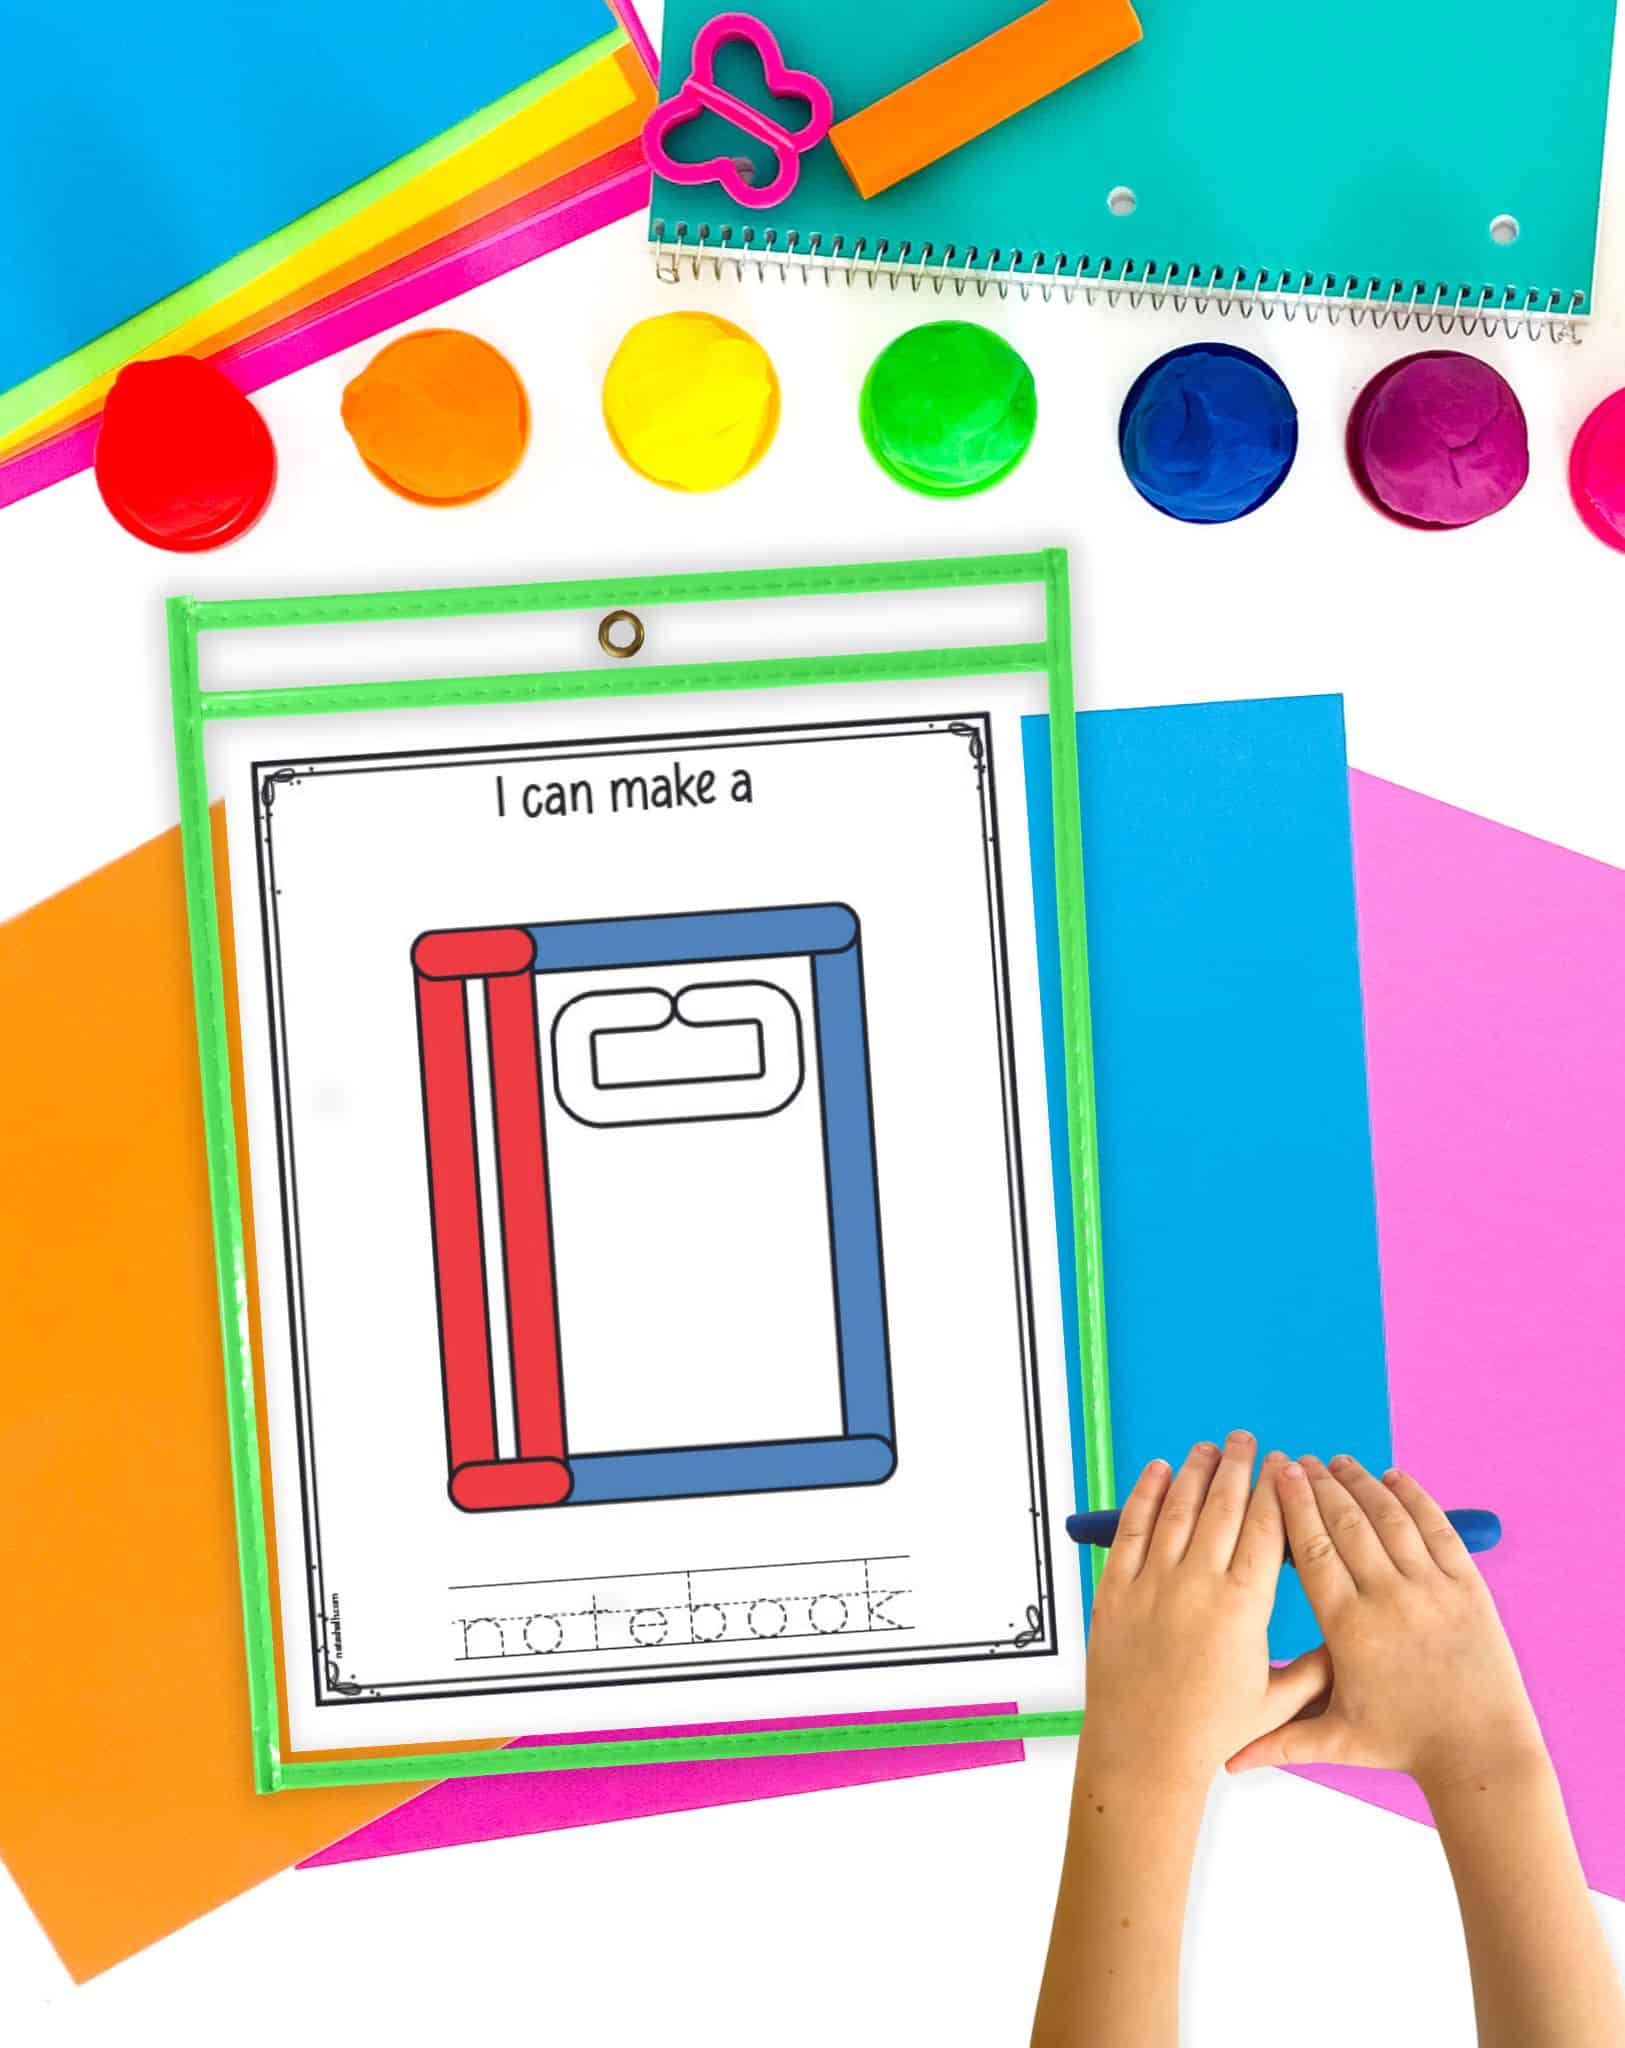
[1490,213,1520,245]
[1107,185,1138,217]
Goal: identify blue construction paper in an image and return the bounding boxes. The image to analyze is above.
[1022,696,1391,1659]
[0,0,610,396]
[653,0,1616,312]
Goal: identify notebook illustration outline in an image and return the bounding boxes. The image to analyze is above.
[406,899,899,1522]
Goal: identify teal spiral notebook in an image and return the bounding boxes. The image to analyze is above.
[649,0,1617,335]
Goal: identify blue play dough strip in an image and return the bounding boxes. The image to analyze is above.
[528,904,856,972]
[561,1435,897,1506]
[1022,698,1391,1660]
[811,945,894,1444]
[1119,344,1299,524]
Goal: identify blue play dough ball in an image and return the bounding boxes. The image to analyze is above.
[1119,343,1298,523]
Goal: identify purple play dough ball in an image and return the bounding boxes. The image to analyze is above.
[1352,353,1528,528]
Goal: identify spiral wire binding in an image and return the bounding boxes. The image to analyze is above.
[651,223,1586,342]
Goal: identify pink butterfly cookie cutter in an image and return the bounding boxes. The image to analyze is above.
[642,12,834,209]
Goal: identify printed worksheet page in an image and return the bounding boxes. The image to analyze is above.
[211,648,1084,1755]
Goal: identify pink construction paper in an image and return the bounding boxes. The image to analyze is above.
[0,161,649,513]
[299,1705,1024,1866]
[1295,774,1625,1899]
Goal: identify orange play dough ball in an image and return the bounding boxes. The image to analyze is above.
[340,329,529,504]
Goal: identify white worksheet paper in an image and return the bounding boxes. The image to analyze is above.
[211,667,1083,1752]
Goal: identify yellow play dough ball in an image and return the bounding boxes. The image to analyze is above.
[602,312,780,491]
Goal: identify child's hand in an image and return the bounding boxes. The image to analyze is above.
[1225,1455,1546,1794]
[1079,1434,1331,1791]
[1048,1448,1624,2048]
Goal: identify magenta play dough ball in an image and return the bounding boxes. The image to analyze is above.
[1569,388,1625,553]
[1348,352,1528,530]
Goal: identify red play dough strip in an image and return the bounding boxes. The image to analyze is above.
[414,969,500,1475]
[93,356,275,551]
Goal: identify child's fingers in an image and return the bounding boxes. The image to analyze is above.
[1229,1449,1288,1585]
[1328,1454,1432,1574]
[1263,1644,1333,1726]
[1225,1702,1353,1775]
[1097,1458,1172,1586]
[1147,1440,1222,1567]
[1189,1430,1257,1568]
[1382,1467,1474,1579]
[1277,1458,1356,1615]
[1222,1649,1334,1775]
[1300,1455,1396,1589]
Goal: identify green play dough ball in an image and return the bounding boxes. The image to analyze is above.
[859,321,1037,496]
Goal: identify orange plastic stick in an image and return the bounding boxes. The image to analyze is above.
[829,0,1143,201]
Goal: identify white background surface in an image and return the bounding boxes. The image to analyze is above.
[3,0,1624,2034]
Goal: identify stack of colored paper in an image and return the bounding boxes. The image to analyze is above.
[0,0,657,512]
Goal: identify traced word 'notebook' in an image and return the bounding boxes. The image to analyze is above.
[171,554,1108,1791]
[649,0,1617,335]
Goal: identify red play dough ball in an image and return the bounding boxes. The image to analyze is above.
[94,356,276,551]
[1569,388,1625,553]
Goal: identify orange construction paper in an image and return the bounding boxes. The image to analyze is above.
[0,818,417,1980]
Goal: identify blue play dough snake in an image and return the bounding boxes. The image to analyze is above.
[1119,342,1299,523]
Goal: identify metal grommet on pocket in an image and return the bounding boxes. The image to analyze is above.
[598,608,645,659]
